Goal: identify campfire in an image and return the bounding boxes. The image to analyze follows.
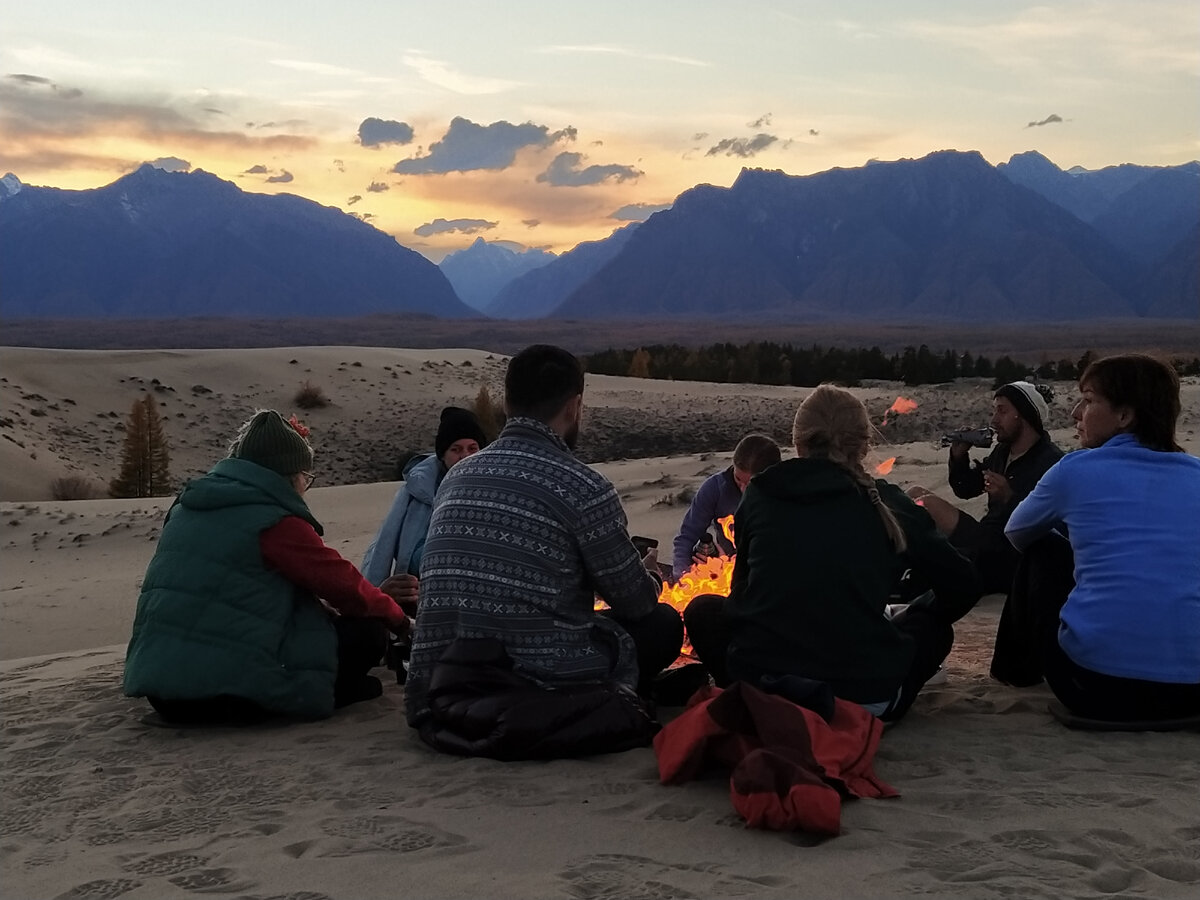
[659,514,736,613]
[874,395,917,475]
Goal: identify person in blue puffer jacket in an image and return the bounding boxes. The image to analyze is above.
[361,406,487,608]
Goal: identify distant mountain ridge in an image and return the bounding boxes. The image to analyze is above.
[486,224,640,319]
[3,151,1196,322]
[438,237,556,312]
[0,165,469,318]
[547,150,1197,321]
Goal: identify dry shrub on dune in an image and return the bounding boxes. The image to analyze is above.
[51,475,103,501]
[294,380,330,410]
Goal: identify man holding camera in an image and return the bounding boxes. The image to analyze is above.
[907,381,1063,596]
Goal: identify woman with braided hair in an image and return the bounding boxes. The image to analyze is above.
[685,385,981,722]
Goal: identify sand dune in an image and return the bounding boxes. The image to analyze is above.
[2,347,1199,899]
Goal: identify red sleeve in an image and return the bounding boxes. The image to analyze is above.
[260,516,406,625]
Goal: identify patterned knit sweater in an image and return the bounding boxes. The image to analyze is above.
[405,417,662,725]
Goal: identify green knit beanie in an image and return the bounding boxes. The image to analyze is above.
[229,410,314,476]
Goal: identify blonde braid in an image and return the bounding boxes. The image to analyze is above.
[794,385,907,553]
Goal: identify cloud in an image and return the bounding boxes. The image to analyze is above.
[809,128,820,136]
[5,72,83,100]
[403,53,521,94]
[393,117,575,174]
[7,73,51,85]
[266,170,293,183]
[536,151,641,187]
[244,164,268,174]
[538,45,709,67]
[1026,113,1064,128]
[358,117,414,148]
[413,217,498,237]
[1,76,315,153]
[148,156,190,172]
[366,181,389,193]
[522,219,541,228]
[332,158,345,172]
[705,133,778,158]
[610,202,672,221]
[692,132,709,141]
[748,113,773,128]
[270,58,362,77]
[347,194,362,206]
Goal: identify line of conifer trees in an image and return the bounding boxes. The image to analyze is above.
[583,342,1200,387]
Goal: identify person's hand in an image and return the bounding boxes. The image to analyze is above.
[982,470,1012,504]
[691,552,708,567]
[389,612,413,641]
[948,440,971,460]
[386,573,424,609]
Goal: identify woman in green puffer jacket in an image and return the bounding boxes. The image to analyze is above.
[123,410,411,723]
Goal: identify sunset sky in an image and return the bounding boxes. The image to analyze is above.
[2,1,1197,261]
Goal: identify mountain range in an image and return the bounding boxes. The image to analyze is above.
[438,237,556,312]
[3,150,1196,321]
[0,166,468,319]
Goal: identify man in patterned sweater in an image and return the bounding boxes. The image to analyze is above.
[405,344,684,745]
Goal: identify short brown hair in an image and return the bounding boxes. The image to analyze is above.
[1080,354,1182,452]
[504,344,585,421]
[732,433,781,474]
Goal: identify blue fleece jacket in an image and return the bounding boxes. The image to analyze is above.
[1006,433,1200,683]
[361,454,444,585]
[672,467,741,578]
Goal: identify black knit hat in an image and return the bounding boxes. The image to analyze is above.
[230,410,314,476]
[994,382,1049,433]
[435,407,487,459]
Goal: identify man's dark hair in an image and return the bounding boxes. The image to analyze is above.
[504,344,585,421]
[732,433,781,474]
[1080,354,1182,452]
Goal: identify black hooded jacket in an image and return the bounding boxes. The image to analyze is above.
[726,457,980,704]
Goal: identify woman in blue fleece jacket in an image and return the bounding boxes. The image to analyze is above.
[361,407,487,600]
[996,354,1200,722]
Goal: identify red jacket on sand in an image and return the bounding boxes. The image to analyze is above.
[654,682,898,835]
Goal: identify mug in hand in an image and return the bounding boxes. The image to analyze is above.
[631,535,659,556]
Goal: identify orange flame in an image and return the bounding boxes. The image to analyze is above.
[717,514,735,545]
[595,515,741,658]
[882,396,918,425]
[875,457,896,475]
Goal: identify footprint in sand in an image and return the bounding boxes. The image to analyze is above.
[559,852,792,900]
[52,879,142,900]
[168,867,258,894]
[119,849,212,876]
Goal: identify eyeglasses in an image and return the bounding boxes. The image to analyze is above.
[300,471,317,489]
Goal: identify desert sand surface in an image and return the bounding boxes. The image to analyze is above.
[2,346,1199,900]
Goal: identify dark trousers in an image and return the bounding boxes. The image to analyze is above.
[149,616,389,723]
[993,536,1200,721]
[990,533,1074,687]
[333,616,389,707]
[683,593,952,723]
[603,602,685,696]
[682,593,733,687]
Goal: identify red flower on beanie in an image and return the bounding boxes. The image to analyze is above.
[287,415,310,439]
